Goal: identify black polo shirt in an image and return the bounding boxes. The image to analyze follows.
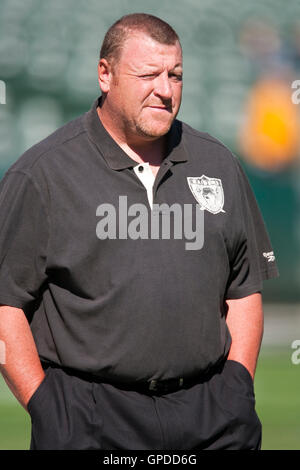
[0,97,278,382]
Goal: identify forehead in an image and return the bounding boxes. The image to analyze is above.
[118,32,182,69]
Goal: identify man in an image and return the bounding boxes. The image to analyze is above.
[0,13,278,450]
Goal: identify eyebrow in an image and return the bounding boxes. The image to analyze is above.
[138,63,183,72]
[170,66,183,73]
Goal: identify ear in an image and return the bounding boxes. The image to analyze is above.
[98,58,113,93]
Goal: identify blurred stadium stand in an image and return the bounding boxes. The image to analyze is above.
[1,0,300,303]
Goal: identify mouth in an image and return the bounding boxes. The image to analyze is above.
[147,105,172,112]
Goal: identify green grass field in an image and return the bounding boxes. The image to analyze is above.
[0,348,299,450]
[255,348,300,450]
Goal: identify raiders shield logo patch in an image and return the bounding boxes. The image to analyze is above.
[187,175,225,214]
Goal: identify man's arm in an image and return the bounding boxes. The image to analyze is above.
[0,305,45,411]
[225,292,263,380]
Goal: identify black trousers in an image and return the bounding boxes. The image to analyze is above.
[27,360,261,450]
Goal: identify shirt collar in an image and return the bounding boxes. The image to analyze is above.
[84,96,188,170]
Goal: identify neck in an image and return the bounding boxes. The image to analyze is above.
[96,105,167,167]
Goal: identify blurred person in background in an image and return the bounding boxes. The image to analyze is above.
[0,13,278,450]
[238,19,300,172]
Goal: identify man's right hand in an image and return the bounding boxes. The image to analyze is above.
[0,305,46,412]
[23,372,46,410]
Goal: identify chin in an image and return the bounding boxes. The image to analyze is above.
[137,120,173,139]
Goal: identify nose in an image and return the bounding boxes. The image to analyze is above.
[153,71,173,100]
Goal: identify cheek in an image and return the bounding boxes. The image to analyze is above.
[169,83,182,106]
[173,84,183,102]
[125,84,151,108]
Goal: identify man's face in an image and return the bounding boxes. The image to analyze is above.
[99,32,183,142]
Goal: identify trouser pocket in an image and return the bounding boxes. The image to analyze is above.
[207,360,262,450]
[28,367,101,450]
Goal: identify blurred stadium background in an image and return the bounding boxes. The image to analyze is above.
[0,0,300,450]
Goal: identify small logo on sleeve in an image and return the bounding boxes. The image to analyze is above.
[187,175,225,214]
[263,251,275,262]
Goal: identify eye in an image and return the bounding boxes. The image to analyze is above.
[139,74,157,80]
[169,73,183,82]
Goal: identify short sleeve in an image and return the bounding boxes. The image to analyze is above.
[0,170,49,310]
[225,158,279,299]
